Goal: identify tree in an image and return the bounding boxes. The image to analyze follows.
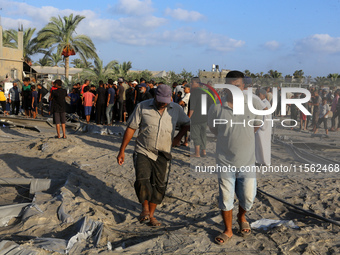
[179,68,194,82]
[165,71,181,85]
[82,56,117,84]
[114,61,132,77]
[2,30,16,48]
[35,56,52,66]
[6,27,41,64]
[314,76,327,87]
[37,14,97,80]
[71,58,93,68]
[293,70,304,83]
[327,73,340,87]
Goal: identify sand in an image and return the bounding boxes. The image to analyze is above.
[0,116,339,254]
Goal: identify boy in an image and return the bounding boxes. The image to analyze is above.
[82,86,95,124]
[314,97,330,135]
[31,85,38,119]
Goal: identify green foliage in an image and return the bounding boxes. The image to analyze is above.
[37,14,97,78]
[81,56,118,84]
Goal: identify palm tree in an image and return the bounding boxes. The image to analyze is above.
[82,56,118,83]
[35,56,52,66]
[71,58,94,68]
[114,61,132,77]
[49,52,64,67]
[2,30,16,48]
[37,14,97,80]
[6,28,41,64]
[314,76,327,87]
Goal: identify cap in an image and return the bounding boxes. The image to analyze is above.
[139,83,147,88]
[113,81,118,85]
[132,81,138,85]
[184,84,190,88]
[118,78,124,83]
[156,84,172,103]
[13,79,20,84]
[259,88,267,96]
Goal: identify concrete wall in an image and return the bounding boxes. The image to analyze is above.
[0,26,24,81]
[198,69,230,84]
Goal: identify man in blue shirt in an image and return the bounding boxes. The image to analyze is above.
[106,79,116,125]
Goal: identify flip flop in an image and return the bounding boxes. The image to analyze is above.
[149,217,161,227]
[215,233,232,245]
[138,212,150,223]
[238,220,251,237]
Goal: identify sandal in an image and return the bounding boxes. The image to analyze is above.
[149,217,161,227]
[138,212,150,223]
[238,220,251,237]
[215,232,232,245]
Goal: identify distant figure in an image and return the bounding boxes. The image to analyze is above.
[22,77,32,117]
[311,91,322,132]
[255,89,272,166]
[94,80,106,125]
[8,80,21,115]
[82,86,95,124]
[51,79,67,139]
[189,77,209,157]
[314,97,330,135]
[0,85,8,115]
[106,79,116,126]
[117,84,190,227]
[330,90,339,131]
[31,85,38,119]
[37,84,48,116]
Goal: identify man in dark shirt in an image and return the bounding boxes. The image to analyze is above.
[51,79,67,139]
[139,84,153,102]
[117,78,125,122]
[68,88,80,114]
[8,80,21,115]
[94,80,107,125]
[22,77,32,117]
[125,81,135,120]
[147,80,156,98]
[37,84,48,116]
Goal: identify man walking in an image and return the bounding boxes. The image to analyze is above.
[208,71,260,244]
[117,84,190,226]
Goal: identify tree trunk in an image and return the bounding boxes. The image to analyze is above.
[65,56,70,82]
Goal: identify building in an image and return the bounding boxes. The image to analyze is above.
[198,65,230,84]
[0,25,24,81]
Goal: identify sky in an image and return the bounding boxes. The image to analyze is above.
[1,0,340,77]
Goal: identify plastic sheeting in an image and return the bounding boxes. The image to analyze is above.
[33,217,103,254]
[0,203,30,227]
[251,218,299,230]
[0,241,38,255]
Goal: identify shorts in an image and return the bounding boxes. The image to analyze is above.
[133,152,170,204]
[218,165,257,211]
[53,112,66,124]
[317,117,328,130]
[84,106,92,116]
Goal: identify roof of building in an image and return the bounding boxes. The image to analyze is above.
[30,66,83,75]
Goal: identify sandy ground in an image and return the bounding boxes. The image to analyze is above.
[0,116,339,254]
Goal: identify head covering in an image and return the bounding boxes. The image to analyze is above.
[118,78,124,83]
[139,83,147,88]
[132,81,138,84]
[113,81,118,85]
[156,84,172,103]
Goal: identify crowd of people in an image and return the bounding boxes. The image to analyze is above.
[263,86,340,134]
